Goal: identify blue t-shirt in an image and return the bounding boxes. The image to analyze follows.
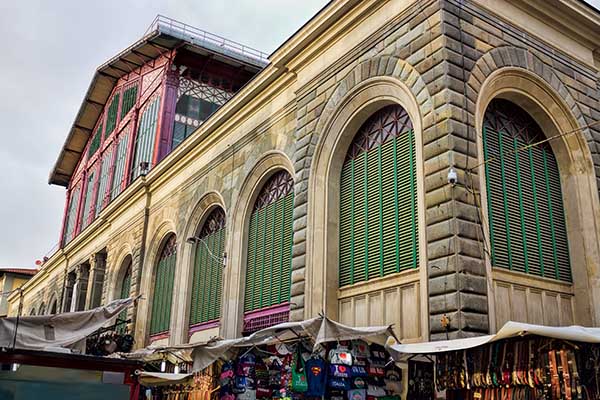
[305,357,327,397]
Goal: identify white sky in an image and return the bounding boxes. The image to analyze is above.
[0,0,598,267]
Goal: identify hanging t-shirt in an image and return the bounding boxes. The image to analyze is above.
[305,357,327,397]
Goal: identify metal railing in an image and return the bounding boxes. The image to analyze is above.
[145,15,269,66]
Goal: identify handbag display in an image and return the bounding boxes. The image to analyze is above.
[291,346,308,393]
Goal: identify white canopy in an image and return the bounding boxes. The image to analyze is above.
[125,316,395,372]
[0,297,137,352]
[386,321,600,358]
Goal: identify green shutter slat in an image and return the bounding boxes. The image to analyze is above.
[244,189,294,312]
[339,121,418,287]
[121,84,138,121]
[105,93,120,138]
[484,126,571,282]
[513,138,530,273]
[150,241,176,335]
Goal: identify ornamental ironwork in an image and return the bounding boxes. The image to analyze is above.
[253,171,294,211]
[345,104,413,162]
[198,207,226,239]
[159,234,177,259]
[174,76,233,128]
[483,99,546,147]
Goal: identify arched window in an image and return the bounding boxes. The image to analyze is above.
[483,99,571,281]
[50,298,58,315]
[117,261,132,334]
[149,234,177,336]
[38,303,46,316]
[243,171,294,332]
[339,105,418,287]
[30,308,37,316]
[189,208,226,329]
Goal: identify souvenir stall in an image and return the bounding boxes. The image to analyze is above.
[386,321,600,400]
[130,316,406,400]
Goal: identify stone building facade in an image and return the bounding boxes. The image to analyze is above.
[9,0,600,347]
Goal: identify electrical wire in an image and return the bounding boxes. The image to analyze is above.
[467,119,600,173]
[189,235,225,264]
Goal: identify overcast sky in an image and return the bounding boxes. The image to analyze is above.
[0,0,598,268]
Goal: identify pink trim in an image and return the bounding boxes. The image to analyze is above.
[149,332,170,342]
[188,320,220,335]
[243,303,290,322]
[156,67,179,162]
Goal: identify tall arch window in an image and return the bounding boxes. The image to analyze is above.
[117,261,132,334]
[50,299,58,315]
[483,99,571,281]
[244,171,294,332]
[149,234,177,336]
[190,208,225,329]
[339,105,418,287]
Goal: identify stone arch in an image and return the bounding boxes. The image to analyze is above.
[467,46,588,141]
[471,57,600,328]
[222,151,294,338]
[112,254,133,301]
[109,243,134,301]
[304,73,430,339]
[48,292,59,315]
[174,191,227,342]
[294,56,433,325]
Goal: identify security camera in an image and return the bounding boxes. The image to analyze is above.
[447,167,458,186]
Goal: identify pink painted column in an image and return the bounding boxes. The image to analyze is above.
[153,66,179,164]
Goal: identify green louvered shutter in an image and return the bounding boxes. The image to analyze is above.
[339,105,418,287]
[88,123,103,158]
[483,99,571,282]
[244,171,294,312]
[105,93,120,138]
[117,267,131,334]
[150,235,176,335]
[120,84,138,121]
[131,96,161,180]
[190,208,225,327]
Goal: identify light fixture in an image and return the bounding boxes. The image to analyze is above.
[447,167,457,186]
[139,162,150,176]
[174,364,180,374]
[160,360,166,372]
[222,252,228,267]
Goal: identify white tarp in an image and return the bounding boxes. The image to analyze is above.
[137,371,193,386]
[0,297,137,352]
[126,316,395,373]
[386,321,600,358]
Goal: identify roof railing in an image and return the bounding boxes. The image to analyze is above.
[145,15,269,66]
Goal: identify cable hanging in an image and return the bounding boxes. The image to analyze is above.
[467,119,600,172]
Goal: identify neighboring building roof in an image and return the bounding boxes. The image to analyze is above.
[0,268,38,277]
[49,15,269,187]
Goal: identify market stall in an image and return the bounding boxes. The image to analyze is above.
[130,316,406,400]
[386,321,600,400]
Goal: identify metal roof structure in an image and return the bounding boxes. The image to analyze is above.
[0,268,38,276]
[49,15,269,187]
